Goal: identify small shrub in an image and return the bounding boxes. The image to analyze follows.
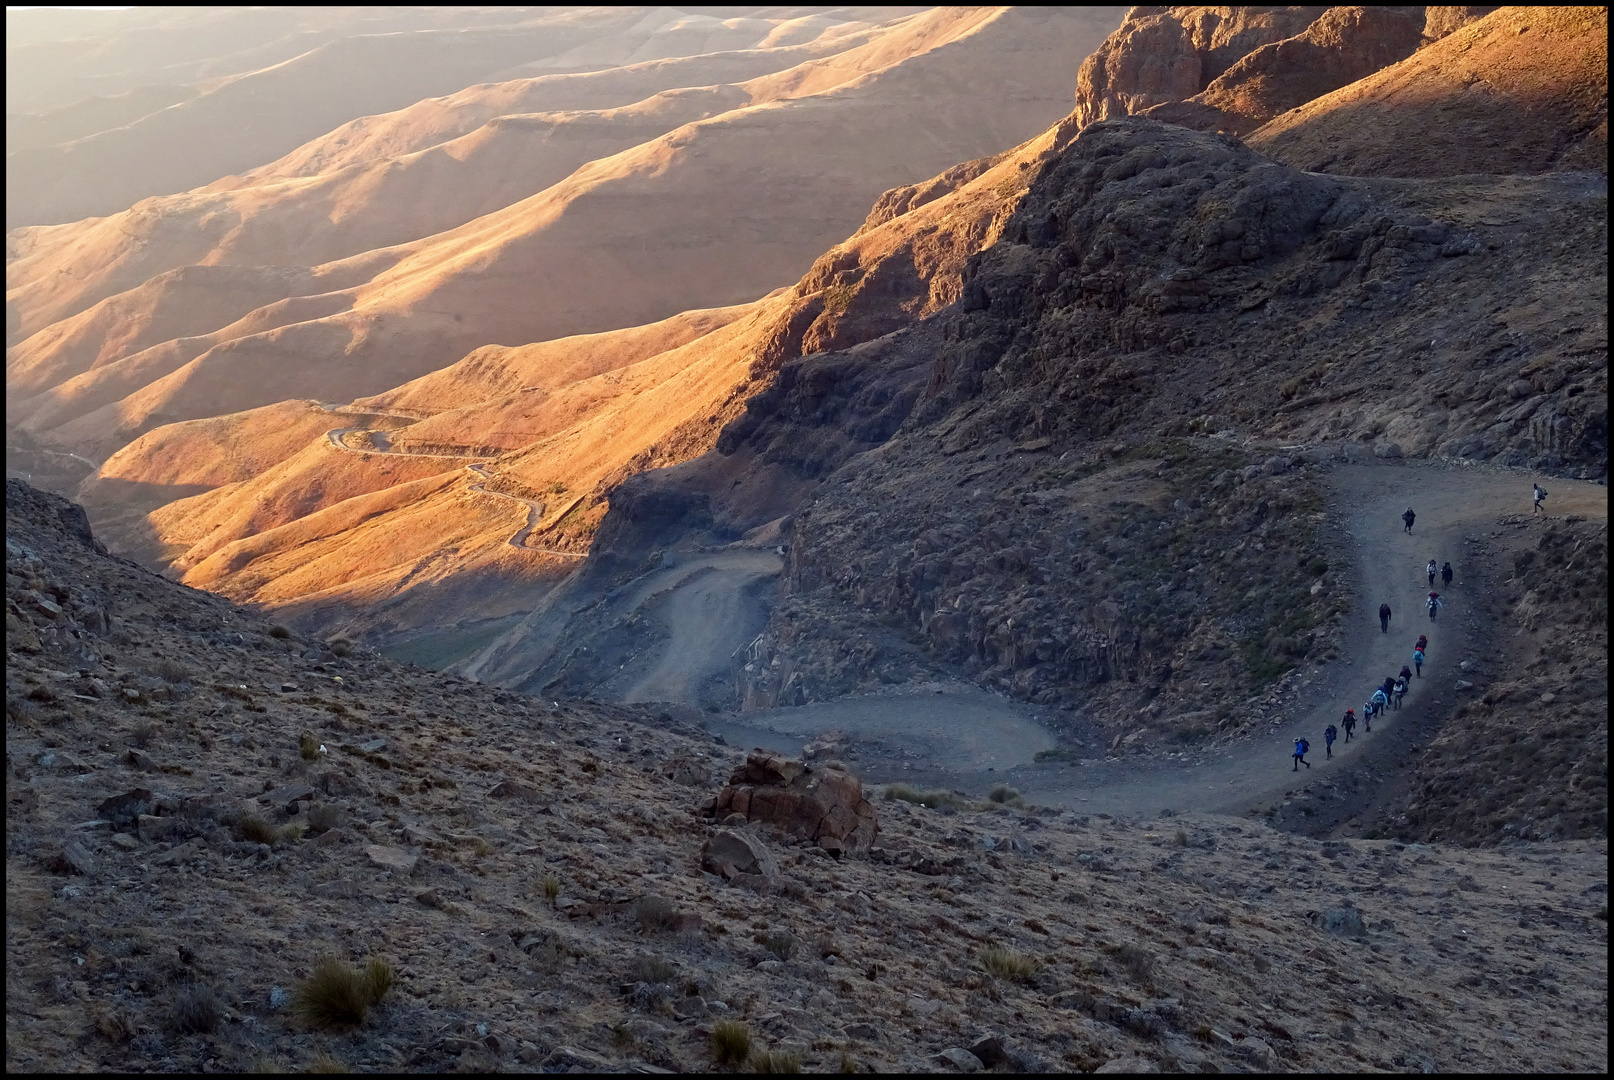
[633,893,676,932]
[170,982,222,1033]
[987,784,1024,807]
[883,783,964,809]
[470,837,493,857]
[1112,942,1155,981]
[238,814,279,846]
[131,720,157,748]
[1173,829,1189,848]
[268,625,292,640]
[306,804,343,834]
[979,945,1040,983]
[711,1018,753,1066]
[299,733,321,761]
[751,1048,803,1073]
[542,872,562,907]
[328,637,353,658]
[308,1052,350,1073]
[154,659,191,684]
[292,956,393,1029]
[839,1051,859,1073]
[630,953,677,984]
[762,930,797,962]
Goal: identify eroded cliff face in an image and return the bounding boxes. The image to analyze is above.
[1071,5,1500,137]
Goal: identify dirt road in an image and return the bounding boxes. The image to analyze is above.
[688,460,1605,815]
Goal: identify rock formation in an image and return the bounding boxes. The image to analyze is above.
[707,751,879,854]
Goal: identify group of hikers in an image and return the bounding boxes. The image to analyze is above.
[1294,630,1430,770]
[1292,483,1551,772]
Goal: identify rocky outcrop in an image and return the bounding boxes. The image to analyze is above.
[707,752,878,854]
[1072,7,1326,129]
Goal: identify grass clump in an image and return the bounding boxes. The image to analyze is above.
[629,953,677,984]
[761,930,797,962]
[1173,829,1190,848]
[268,624,292,640]
[238,814,303,846]
[292,957,394,1029]
[170,982,223,1033]
[711,1018,753,1067]
[328,637,354,658]
[299,733,321,761]
[306,803,343,834]
[308,1052,350,1073]
[883,783,965,810]
[987,784,1024,807]
[131,720,157,748]
[154,658,191,684]
[751,1048,804,1073]
[541,871,562,907]
[979,944,1040,983]
[633,893,676,932]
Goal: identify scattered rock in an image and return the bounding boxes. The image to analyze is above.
[365,844,418,876]
[136,814,183,843]
[1234,1036,1276,1068]
[936,1048,984,1072]
[659,754,710,786]
[1454,679,1474,691]
[1096,1056,1159,1074]
[487,780,540,801]
[54,840,98,877]
[845,1022,882,1041]
[540,1046,611,1072]
[123,748,155,771]
[35,750,91,774]
[700,829,779,880]
[260,782,315,812]
[96,788,154,830]
[968,1035,1007,1068]
[111,832,139,851]
[1539,692,1556,704]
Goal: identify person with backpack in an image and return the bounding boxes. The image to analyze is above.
[1400,663,1414,684]
[1413,647,1425,677]
[1426,591,1442,619]
[1342,708,1357,742]
[1426,559,1438,588]
[1293,737,1311,770]
[1379,602,1392,633]
[1363,699,1375,732]
[1441,561,1453,588]
[1372,686,1389,720]
[1324,724,1338,759]
[1381,675,1397,698]
[1393,676,1408,709]
[1415,634,1428,653]
[1403,507,1416,533]
[1533,483,1548,515]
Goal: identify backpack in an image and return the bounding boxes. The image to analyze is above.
[1325,726,1337,739]
[1299,739,1309,754]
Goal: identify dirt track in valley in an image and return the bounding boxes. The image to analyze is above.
[675,460,1606,815]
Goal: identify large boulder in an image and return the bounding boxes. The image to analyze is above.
[707,751,878,854]
[700,829,779,880]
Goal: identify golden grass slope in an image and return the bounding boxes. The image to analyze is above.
[9,7,1126,469]
[1247,6,1609,176]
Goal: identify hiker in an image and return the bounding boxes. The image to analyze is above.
[1427,559,1438,587]
[1393,676,1408,708]
[1379,602,1392,633]
[1372,686,1389,720]
[1533,483,1548,515]
[1441,561,1453,588]
[1415,634,1428,653]
[1293,737,1311,770]
[1403,507,1416,533]
[1427,591,1442,619]
[1342,708,1357,742]
[1324,724,1338,759]
[1381,676,1396,701]
[1399,663,1414,685]
[1413,647,1425,677]
[1363,699,1375,732]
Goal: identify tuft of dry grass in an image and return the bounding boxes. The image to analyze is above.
[268,624,292,639]
[987,783,1024,807]
[762,930,798,962]
[751,1048,804,1073]
[979,944,1040,983]
[170,982,222,1033]
[633,893,675,931]
[711,1018,753,1066]
[292,956,394,1029]
[299,733,321,761]
[328,637,353,658]
[884,783,965,809]
[153,658,191,684]
[542,871,561,907]
[308,1052,350,1073]
[131,720,157,748]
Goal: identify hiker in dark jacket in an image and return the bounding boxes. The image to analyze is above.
[1403,507,1416,533]
[1379,603,1392,632]
[1442,561,1453,588]
[1324,724,1338,759]
[1342,708,1357,742]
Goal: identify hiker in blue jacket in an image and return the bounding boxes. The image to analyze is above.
[1293,737,1311,771]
